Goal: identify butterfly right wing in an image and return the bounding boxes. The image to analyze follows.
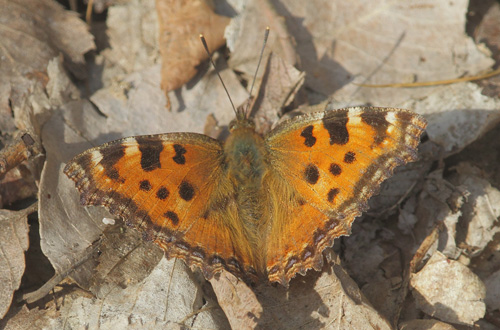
[264,107,426,285]
[64,133,258,282]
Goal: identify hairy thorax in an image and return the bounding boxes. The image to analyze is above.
[223,126,269,228]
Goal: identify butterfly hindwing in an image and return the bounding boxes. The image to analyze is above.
[264,107,427,284]
[64,133,257,282]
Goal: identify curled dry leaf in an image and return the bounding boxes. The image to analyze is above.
[156,0,230,92]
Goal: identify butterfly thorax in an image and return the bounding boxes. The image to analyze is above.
[224,122,268,219]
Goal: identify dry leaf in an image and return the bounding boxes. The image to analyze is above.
[212,262,392,329]
[278,0,493,105]
[39,101,112,287]
[451,163,500,253]
[226,0,299,81]
[484,269,500,311]
[0,0,94,133]
[473,1,500,98]
[210,272,263,329]
[412,169,465,260]
[249,53,305,133]
[3,258,228,328]
[102,0,159,81]
[410,83,500,156]
[0,207,32,318]
[1,305,52,329]
[410,251,486,325]
[89,224,163,298]
[400,319,457,330]
[156,0,230,92]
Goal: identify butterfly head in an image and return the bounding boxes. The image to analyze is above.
[229,108,255,132]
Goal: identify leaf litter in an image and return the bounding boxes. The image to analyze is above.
[1,0,500,329]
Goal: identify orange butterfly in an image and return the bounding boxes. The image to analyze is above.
[64,105,426,286]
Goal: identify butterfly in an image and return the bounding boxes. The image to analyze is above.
[64,106,426,286]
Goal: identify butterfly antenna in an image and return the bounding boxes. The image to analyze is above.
[248,27,270,100]
[200,34,238,116]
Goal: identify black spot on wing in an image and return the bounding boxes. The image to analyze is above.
[327,188,340,203]
[156,186,169,200]
[304,164,319,184]
[344,151,356,164]
[322,109,349,145]
[361,112,390,145]
[179,180,195,201]
[173,144,187,165]
[164,211,179,226]
[300,125,316,147]
[106,168,122,182]
[329,163,342,176]
[100,144,125,181]
[139,180,152,191]
[137,137,163,172]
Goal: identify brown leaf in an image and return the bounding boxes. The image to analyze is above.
[89,224,163,298]
[156,0,230,92]
[410,251,486,325]
[249,53,305,134]
[226,0,299,82]
[211,262,392,329]
[0,0,94,133]
[0,206,34,318]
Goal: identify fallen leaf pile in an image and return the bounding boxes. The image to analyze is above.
[1,0,500,329]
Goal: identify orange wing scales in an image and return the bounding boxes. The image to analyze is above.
[65,106,426,287]
[265,107,426,285]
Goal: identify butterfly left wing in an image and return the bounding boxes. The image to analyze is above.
[264,107,427,285]
[64,134,258,282]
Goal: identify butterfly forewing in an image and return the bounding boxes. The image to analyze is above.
[264,107,427,285]
[64,133,258,282]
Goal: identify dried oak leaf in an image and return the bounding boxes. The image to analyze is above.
[156,0,230,92]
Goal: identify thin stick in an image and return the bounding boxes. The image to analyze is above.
[357,67,500,88]
[200,34,237,116]
[86,0,94,24]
